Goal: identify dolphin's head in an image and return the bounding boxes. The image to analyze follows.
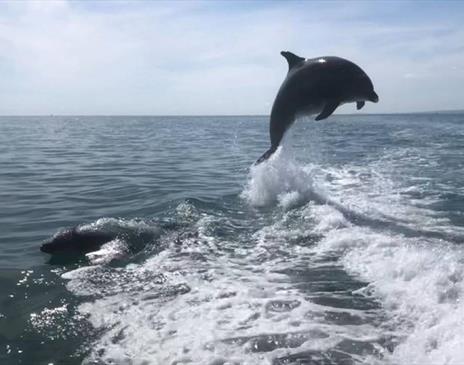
[369,90,379,103]
[353,69,379,103]
[348,68,378,104]
[333,61,379,105]
[40,228,78,254]
[359,72,379,103]
[366,87,379,103]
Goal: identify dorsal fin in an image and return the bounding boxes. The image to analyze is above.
[280,51,305,71]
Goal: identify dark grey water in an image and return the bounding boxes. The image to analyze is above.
[1,115,463,364]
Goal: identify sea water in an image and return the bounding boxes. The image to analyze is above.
[0,114,463,364]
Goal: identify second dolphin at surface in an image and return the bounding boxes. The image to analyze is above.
[256,51,379,164]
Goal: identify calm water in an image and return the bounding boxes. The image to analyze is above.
[1,114,464,364]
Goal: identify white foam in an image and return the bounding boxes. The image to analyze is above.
[313,225,464,364]
[75,257,365,365]
[311,203,350,234]
[65,207,380,364]
[85,238,128,265]
[79,217,158,232]
[241,147,315,209]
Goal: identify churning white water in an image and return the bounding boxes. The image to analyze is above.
[57,147,464,364]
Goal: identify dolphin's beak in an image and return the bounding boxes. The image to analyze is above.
[40,243,50,253]
[40,242,53,253]
[370,91,379,103]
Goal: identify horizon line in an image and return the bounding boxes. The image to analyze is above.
[0,109,463,117]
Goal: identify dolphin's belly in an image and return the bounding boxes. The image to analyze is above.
[295,101,324,118]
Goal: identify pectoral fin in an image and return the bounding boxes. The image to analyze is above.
[357,101,365,110]
[315,101,339,121]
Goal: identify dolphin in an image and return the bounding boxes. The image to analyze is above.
[40,227,116,255]
[256,51,379,164]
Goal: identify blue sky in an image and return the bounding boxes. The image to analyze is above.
[0,0,463,115]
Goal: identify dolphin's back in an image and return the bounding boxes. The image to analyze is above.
[40,228,116,255]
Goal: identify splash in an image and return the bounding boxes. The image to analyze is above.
[241,147,316,209]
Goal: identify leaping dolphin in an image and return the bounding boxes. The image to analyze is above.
[256,51,379,164]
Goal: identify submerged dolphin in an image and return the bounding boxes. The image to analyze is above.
[256,51,379,164]
[40,227,116,255]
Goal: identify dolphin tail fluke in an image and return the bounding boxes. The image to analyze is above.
[255,146,277,165]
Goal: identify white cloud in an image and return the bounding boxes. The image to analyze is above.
[0,1,463,114]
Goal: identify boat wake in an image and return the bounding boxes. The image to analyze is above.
[30,148,464,364]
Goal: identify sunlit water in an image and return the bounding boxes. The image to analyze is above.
[1,114,464,364]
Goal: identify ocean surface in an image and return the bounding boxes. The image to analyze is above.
[1,114,464,365]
